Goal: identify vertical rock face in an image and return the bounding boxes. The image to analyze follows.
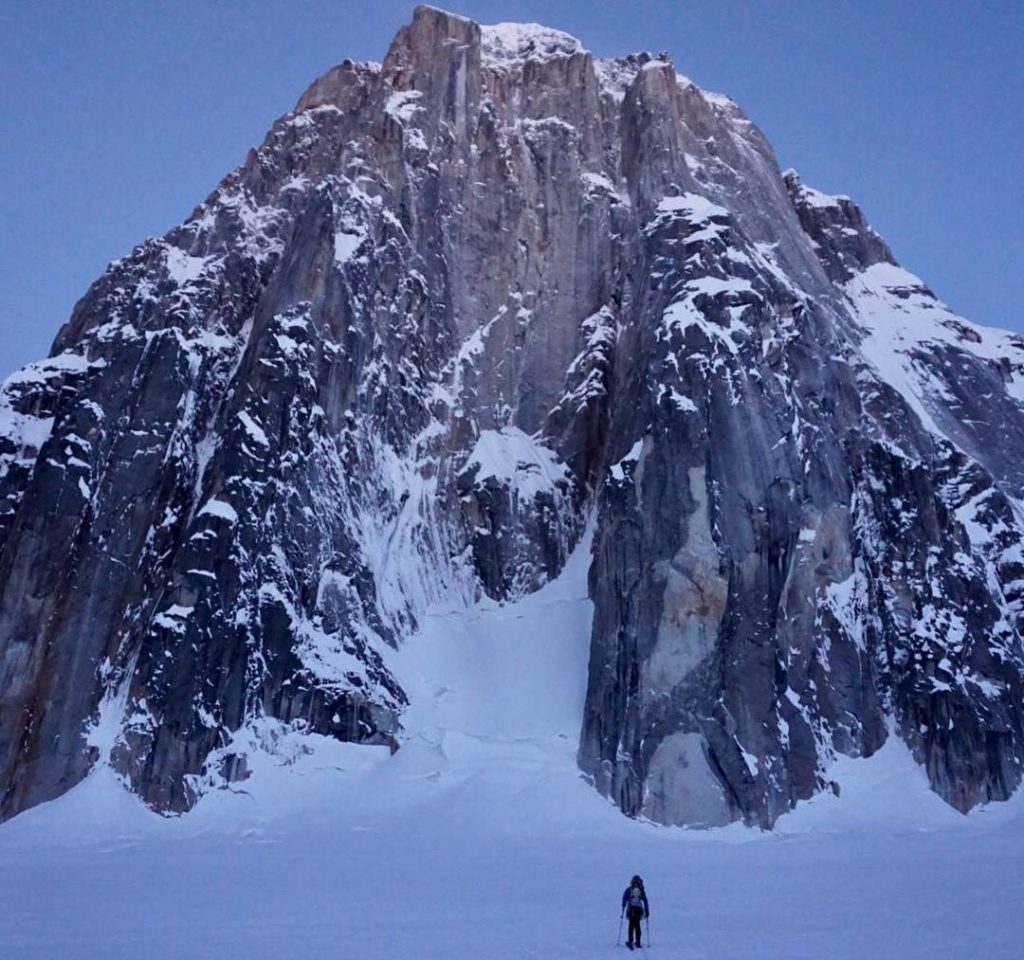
[1,6,1023,826]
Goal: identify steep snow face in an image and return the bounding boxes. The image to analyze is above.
[1,5,1023,830]
[848,261,1024,483]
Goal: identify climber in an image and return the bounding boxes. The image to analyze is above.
[620,874,649,950]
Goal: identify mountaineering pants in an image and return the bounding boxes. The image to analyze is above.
[627,906,644,946]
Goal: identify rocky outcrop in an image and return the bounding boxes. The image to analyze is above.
[578,159,1024,827]
[1,6,1023,826]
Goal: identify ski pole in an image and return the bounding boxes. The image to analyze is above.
[617,911,624,946]
[645,915,651,947]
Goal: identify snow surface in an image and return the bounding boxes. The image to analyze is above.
[0,351,101,481]
[237,410,269,447]
[460,426,572,500]
[196,498,238,524]
[593,57,639,101]
[164,247,209,286]
[334,226,367,264]
[481,21,584,68]
[610,438,644,481]
[656,192,729,221]
[652,192,729,228]
[848,260,1024,423]
[385,89,423,124]
[4,529,1024,959]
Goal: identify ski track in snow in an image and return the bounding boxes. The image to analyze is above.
[3,530,1024,959]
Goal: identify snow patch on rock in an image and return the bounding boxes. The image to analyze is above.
[481,21,584,68]
[461,427,572,501]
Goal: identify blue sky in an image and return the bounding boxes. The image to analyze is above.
[1,1,1021,379]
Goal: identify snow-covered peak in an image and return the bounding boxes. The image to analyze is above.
[481,21,585,69]
[593,54,736,116]
[700,87,740,111]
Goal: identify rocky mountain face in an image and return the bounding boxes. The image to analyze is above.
[2,6,1023,827]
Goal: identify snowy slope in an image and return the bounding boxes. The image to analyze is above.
[4,528,1024,958]
[6,784,1024,960]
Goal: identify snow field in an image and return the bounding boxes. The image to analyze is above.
[3,529,1024,959]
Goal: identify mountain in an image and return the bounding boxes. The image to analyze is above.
[1,5,1023,828]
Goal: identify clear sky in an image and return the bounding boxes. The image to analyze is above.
[1,1,1021,380]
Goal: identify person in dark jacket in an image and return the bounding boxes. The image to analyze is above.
[621,874,649,949]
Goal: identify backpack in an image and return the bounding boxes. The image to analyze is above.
[627,884,644,909]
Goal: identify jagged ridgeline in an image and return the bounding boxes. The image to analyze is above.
[2,5,1023,827]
